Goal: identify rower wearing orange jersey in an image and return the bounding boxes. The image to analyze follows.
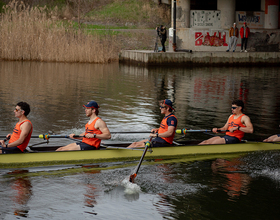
[127,99,177,148]
[56,101,111,151]
[0,102,33,154]
[199,100,253,145]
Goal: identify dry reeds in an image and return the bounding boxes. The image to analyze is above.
[0,1,119,63]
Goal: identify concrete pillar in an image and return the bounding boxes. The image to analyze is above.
[172,0,191,28]
[264,0,279,29]
[217,0,236,29]
[261,0,266,11]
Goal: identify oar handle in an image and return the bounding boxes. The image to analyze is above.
[38,134,71,140]
[176,129,211,134]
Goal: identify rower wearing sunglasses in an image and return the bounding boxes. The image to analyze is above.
[0,102,33,154]
[127,99,177,148]
[199,100,253,145]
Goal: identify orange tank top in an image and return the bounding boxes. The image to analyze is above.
[82,117,102,149]
[9,120,33,152]
[226,114,245,141]
[158,114,177,144]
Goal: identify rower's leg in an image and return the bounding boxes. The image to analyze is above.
[127,139,148,148]
[198,136,225,145]
[56,143,81,151]
[263,134,280,142]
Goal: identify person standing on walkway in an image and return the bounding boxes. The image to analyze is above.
[156,25,167,52]
[226,23,239,52]
[240,22,250,52]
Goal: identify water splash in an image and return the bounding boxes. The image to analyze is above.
[121,177,141,194]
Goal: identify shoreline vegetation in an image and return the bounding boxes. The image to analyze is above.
[0,0,170,63]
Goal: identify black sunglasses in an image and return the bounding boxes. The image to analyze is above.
[231,106,239,109]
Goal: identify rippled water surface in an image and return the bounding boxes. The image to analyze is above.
[0,61,280,219]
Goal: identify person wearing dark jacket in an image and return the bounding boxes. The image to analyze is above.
[156,25,167,52]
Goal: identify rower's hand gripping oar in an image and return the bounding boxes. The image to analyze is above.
[129,137,153,183]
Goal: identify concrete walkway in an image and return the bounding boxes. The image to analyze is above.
[119,50,280,67]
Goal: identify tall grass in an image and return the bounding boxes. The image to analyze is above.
[0,1,119,63]
[86,0,171,28]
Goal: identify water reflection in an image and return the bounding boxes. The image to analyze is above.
[6,170,32,217]
[1,61,280,143]
[81,165,101,211]
[211,158,251,201]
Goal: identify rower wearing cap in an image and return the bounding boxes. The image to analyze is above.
[56,101,111,151]
[127,99,178,148]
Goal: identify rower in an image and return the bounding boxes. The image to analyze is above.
[56,101,111,151]
[198,100,253,145]
[127,99,177,148]
[0,102,33,154]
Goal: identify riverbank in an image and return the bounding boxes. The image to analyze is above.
[119,50,280,67]
[0,0,170,63]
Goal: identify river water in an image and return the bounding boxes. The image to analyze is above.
[0,61,280,219]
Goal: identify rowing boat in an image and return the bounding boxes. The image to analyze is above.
[1,140,280,168]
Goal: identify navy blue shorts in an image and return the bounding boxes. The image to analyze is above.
[76,142,98,150]
[1,146,22,154]
[151,137,171,147]
[277,134,280,137]
[223,135,241,144]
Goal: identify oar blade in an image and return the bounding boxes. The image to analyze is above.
[129,173,137,183]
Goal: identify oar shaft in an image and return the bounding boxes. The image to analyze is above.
[129,137,153,182]
[0,131,153,139]
[133,142,150,175]
[111,131,151,134]
[176,129,229,134]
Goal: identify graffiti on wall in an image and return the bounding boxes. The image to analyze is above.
[236,11,264,28]
[195,31,228,47]
[190,10,221,28]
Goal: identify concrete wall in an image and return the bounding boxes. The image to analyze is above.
[169,28,280,52]
[119,50,280,67]
[170,0,280,52]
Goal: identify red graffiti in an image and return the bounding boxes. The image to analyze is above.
[195,32,204,46]
[195,32,228,47]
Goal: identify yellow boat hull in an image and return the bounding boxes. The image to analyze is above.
[1,142,280,168]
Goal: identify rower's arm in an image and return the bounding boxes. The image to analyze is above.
[6,122,32,148]
[240,115,254,133]
[93,119,111,140]
[213,117,230,133]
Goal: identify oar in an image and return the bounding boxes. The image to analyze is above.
[0,131,153,140]
[176,128,229,134]
[129,137,153,183]
[0,134,70,139]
